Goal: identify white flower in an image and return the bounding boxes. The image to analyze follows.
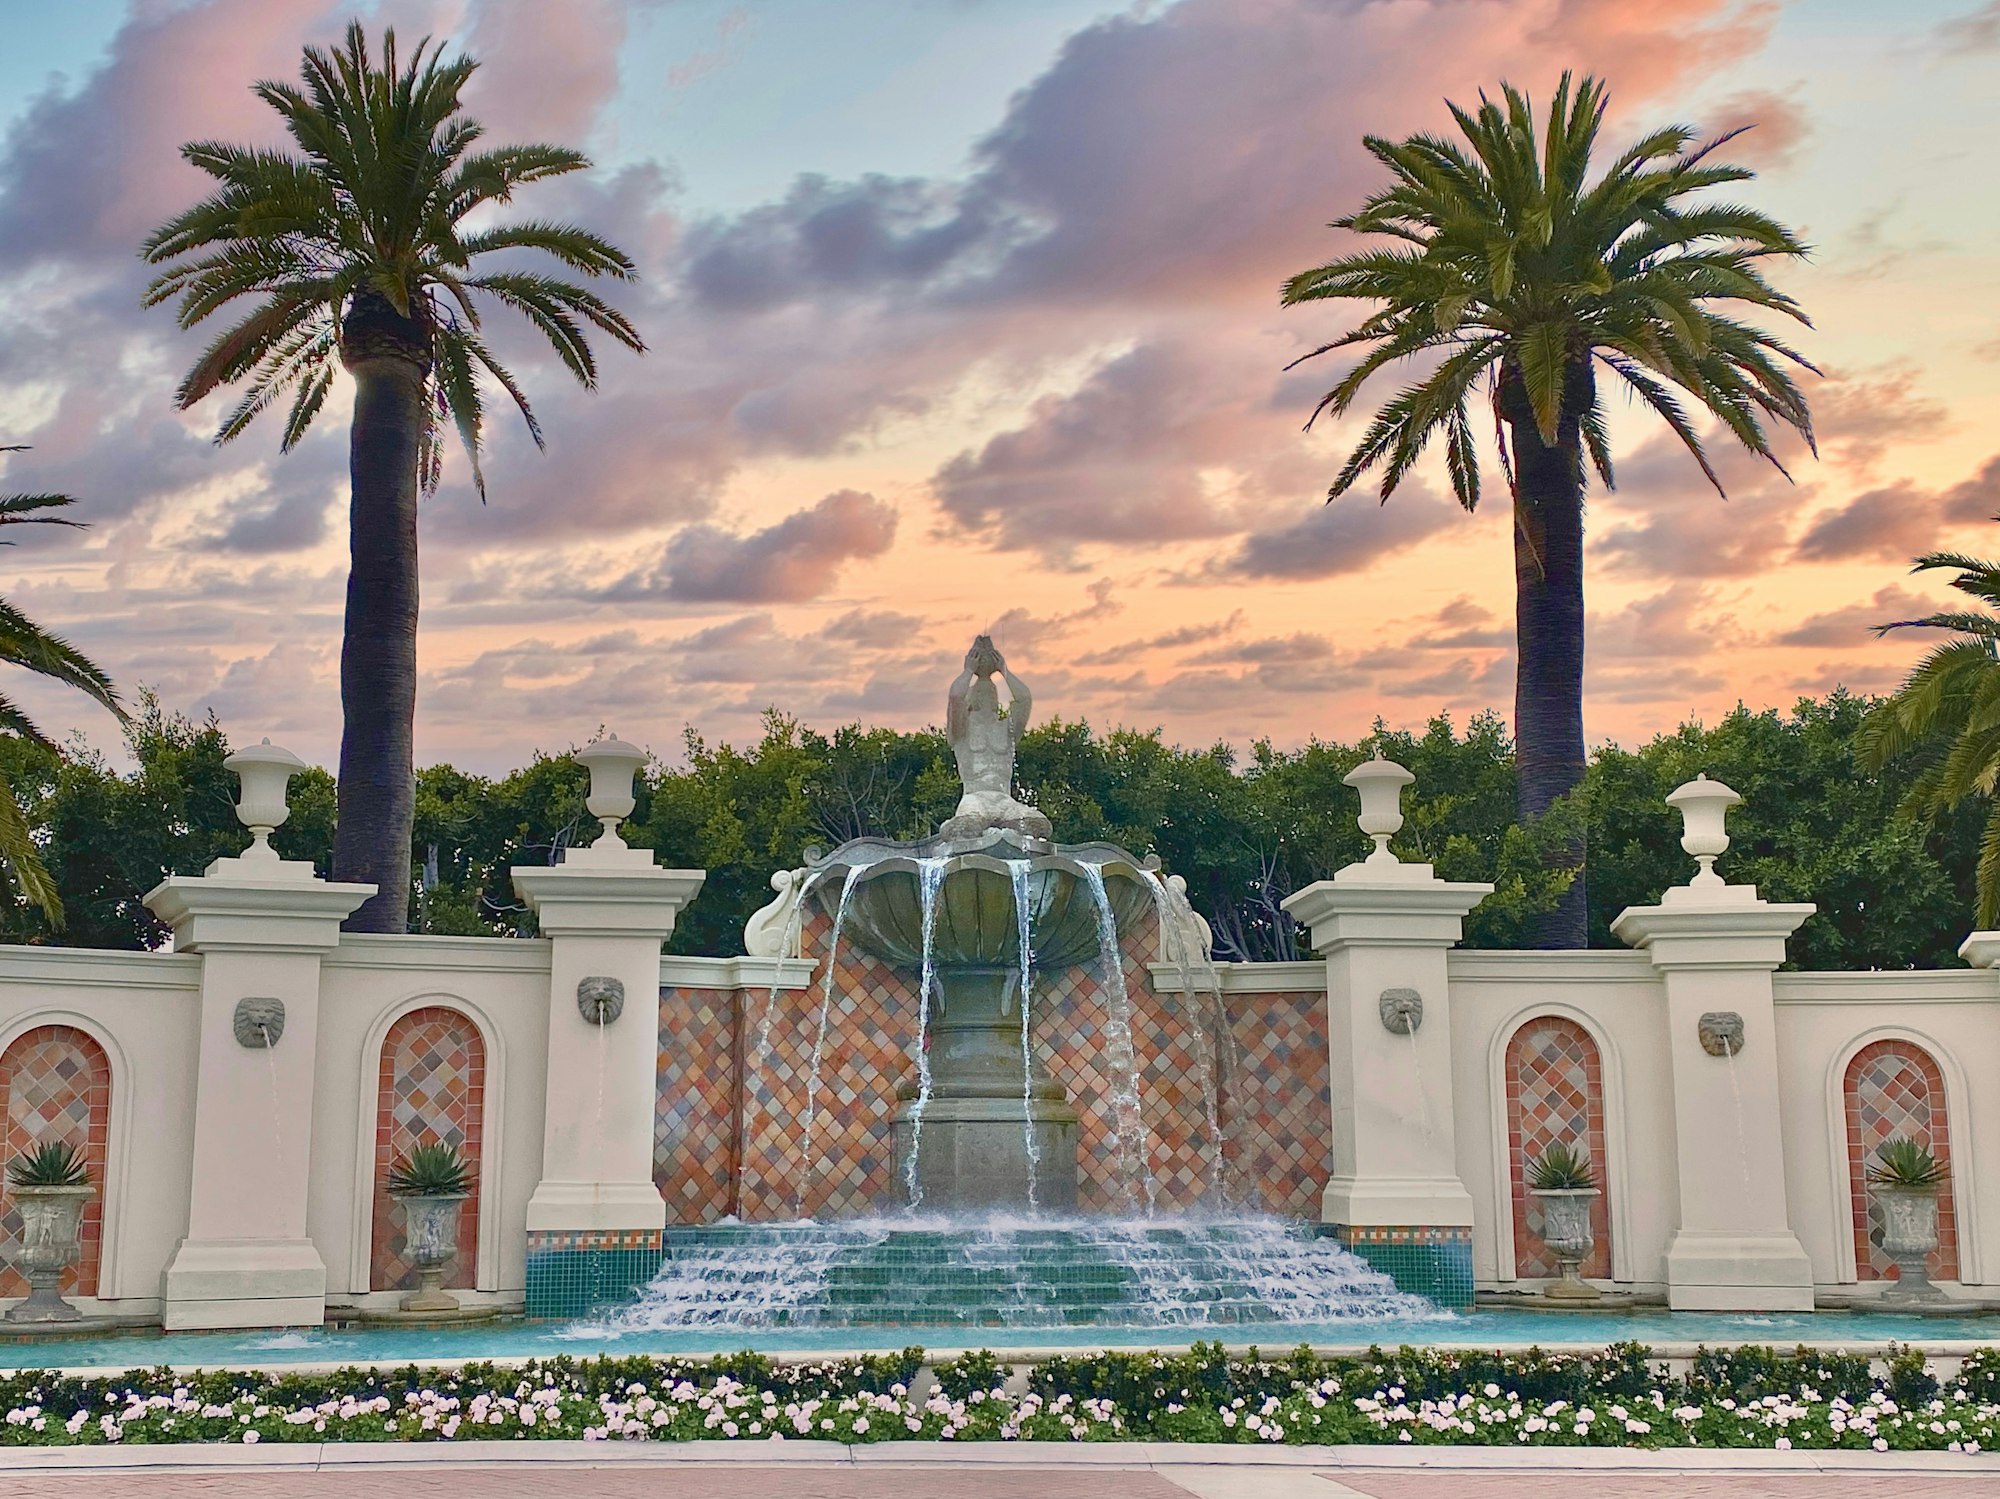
[243,1431,260,1445]
[1775,1438,1791,1450]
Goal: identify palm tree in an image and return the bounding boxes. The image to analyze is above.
[141,23,644,932]
[1857,550,2000,925]
[0,449,125,925]
[1282,74,1815,946]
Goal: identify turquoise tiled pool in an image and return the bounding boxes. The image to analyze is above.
[2,1306,1994,1370]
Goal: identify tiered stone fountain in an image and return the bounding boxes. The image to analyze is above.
[602,638,1442,1333]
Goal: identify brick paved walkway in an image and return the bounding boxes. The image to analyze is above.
[2,1466,1997,1499]
[0,1470,1185,1499]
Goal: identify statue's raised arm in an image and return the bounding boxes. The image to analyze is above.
[999,663,1031,745]
[940,635,1053,842]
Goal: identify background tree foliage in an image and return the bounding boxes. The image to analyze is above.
[0,690,1975,968]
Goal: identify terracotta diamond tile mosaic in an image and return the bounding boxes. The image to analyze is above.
[735,904,920,1220]
[655,986,740,1222]
[370,1008,484,1291]
[0,1025,109,1298]
[651,888,1334,1225]
[1504,1017,1611,1280]
[1218,991,1330,1218]
[1036,904,1222,1213]
[1844,1040,1958,1282]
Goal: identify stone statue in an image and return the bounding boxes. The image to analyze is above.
[941,635,1053,841]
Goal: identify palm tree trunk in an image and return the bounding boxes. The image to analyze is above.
[1500,361,1591,949]
[333,293,429,933]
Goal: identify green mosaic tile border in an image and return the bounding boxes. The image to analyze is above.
[525,1231,664,1319]
[1330,1225,1475,1310]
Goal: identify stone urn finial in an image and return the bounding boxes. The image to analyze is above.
[1665,773,1741,888]
[225,738,307,863]
[576,736,646,849]
[1345,750,1415,868]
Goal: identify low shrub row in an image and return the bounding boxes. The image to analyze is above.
[0,1342,1995,1450]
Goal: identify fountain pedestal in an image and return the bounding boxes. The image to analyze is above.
[892,967,1078,1211]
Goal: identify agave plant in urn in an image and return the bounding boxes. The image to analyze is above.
[1526,1141,1601,1302]
[5,1141,94,1323]
[1867,1136,1949,1303]
[386,1143,472,1314]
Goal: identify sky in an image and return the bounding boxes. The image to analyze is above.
[0,0,1996,775]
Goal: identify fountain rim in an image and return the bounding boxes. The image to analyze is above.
[800,829,1163,888]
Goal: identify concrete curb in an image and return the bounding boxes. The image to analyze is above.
[27,1336,2000,1380]
[0,1440,1996,1475]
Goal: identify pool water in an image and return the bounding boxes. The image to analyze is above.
[4,1307,1995,1370]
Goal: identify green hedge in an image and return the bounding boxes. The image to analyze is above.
[0,1342,1996,1450]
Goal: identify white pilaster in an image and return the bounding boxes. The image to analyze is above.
[146,850,373,1330]
[1614,883,1817,1310]
[1284,859,1491,1231]
[512,841,704,1236]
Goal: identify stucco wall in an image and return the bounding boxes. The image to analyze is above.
[0,949,200,1316]
[2,907,1998,1322]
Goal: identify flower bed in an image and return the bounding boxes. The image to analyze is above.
[1,1342,1998,1451]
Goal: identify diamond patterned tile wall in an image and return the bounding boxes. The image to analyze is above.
[370,1007,484,1291]
[0,1025,109,1298]
[1844,1039,1958,1282]
[648,904,1340,1223]
[655,986,739,1223]
[1504,1016,1611,1280]
[736,905,921,1221]
[1219,991,1330,1218]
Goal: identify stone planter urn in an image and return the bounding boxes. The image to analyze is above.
[1874,1185,1942,1302]
[1531,1187,1602,1302]
[6,1184,94,1323]
[393,1193,468,1314]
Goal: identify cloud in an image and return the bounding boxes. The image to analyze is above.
[1774,586,1937,649]
[1211,487,1465,581]
[1702,88,1810,169]
[1072,612,1244,667]
[615,489,899,603]
[929,340,1269,560]
[1938,2,2000,50]
[1792,456,2000,564]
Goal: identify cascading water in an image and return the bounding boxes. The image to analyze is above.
[1082,860,1157,1213]
[596,1214,1446,1332]
[609,637,1449,1334]
[903,856,949,1204]
[795,864,862,1216]
[1011,859,1040,1207]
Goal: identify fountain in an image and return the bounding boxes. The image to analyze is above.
[612,636,1442,1332]
[794,637,1159,1211]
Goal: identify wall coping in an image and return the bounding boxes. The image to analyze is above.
[661,955,817,991]
[1147,960,1326,994]
[0,946,201,991]
[1447,949,1661,982]
[325,933,553,973]
[1773,969,2000,1005]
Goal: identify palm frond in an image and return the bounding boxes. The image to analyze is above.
[142,21,645,490]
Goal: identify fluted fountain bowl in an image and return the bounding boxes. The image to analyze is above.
[804,829,1160,1211]
[807,831,1157,971]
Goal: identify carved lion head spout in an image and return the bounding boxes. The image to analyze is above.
[577,975,626,1027]
[1379,987,1423,1036]
[233,996,286,1049]
[1698,1010,1745,1058]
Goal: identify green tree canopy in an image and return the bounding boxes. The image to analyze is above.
[0,692,1976,971]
